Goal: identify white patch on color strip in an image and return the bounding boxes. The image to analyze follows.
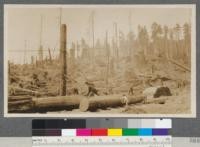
[155,119,172,128]
[61,129,76,136]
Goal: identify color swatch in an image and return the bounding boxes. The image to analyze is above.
[33,128,170,136]
[77,129,91,136]
[32,119,171,137]
[91,128,107,136]
[108,129,122,136]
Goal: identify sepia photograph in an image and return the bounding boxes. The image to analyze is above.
[4,5,196,117]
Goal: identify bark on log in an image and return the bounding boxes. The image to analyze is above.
[79,95,145,112]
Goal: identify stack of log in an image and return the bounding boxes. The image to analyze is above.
[8,86,39,113]
[8,95,33,113]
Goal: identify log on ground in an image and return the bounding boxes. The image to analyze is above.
[79,95,145,112]
[8,99,31,107]
[145,96,169,104]
[9,86,43,97]
[8,95,32,102]
[32,96,82,112]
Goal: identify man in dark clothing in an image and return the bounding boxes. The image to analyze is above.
[85,81,99,97]
[128,87,134,95]
[73,88,79,95]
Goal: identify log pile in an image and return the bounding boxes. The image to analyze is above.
[8,95,33,113]
[8,86,38,112]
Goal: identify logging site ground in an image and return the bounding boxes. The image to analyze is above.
[4,5,195,116]
[7,50,192,115]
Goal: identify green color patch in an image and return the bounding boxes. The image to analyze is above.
[122,128,138,136]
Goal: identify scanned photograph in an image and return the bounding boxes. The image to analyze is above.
[4,5,196,117]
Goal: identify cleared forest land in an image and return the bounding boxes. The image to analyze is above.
[8,52,191,114]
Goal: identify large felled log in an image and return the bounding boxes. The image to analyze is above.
[145,97,169,104]
[32,96,81,112]
[143,86,172,99]
[79,95,145,112]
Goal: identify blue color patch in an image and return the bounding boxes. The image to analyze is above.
[138,129,152,136]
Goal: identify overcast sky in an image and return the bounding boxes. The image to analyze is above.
[4,5,194,64]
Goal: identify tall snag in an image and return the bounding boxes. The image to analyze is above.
[60,24,67,96]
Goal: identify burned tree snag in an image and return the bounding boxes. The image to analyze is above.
[31,56,34,65]
[48,48,52,63]
[8,60,11,75]
[60,24,67,96]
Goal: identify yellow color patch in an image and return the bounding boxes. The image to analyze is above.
[108,129,122,136]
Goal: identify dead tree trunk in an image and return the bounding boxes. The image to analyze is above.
[8,60,11,75]
[105,31,110,92]
[60,24,67,96]
[31,56,34,65]
[48,48,52,63]
[79,95,145,112]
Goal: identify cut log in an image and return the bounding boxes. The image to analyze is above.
[79,95,145,112]
[8,100,31,107]
[168,58,190,72]
[143,86,172,99]
[8,95,32,102]
[32,96,81,112]
[9,86,43,97]
[145,97,169,104]
[8,106,33,113]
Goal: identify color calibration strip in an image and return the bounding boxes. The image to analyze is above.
[33,128,170,136]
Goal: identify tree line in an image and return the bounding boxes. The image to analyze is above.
[76,22,191,66]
